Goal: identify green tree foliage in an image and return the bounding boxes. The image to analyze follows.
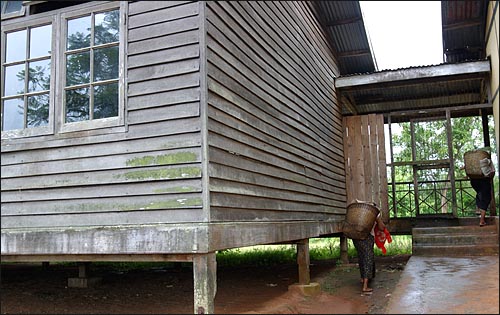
[389,116,497,217]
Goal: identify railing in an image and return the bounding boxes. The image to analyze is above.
[388,178,481,218]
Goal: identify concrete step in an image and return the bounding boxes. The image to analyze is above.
[412,223,499,256]
[412,244,499,256]
[413,233,498,246]
[412,224,496,235]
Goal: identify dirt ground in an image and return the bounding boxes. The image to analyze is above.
[1,255,410,314]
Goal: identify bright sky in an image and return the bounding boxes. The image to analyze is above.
[360,1,444,71]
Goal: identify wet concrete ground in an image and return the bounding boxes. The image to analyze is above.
[385,255,499,314]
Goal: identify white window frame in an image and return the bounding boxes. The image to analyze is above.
[1,1,126,139]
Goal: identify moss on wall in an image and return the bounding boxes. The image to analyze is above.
[126,152,198,167]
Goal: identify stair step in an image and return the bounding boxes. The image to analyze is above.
[413,233,498,246]
[412,244,499,256]
[411,221,499,256]
[412,225,496,235]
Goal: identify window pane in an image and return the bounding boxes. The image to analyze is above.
[6,30,26,63]
[66,52,90,86]
[94,83,118,119]
[28,59,51,92]
[94,46,119,81]
[66,88,89,122]
[27,93,49,127]
[95,10,120,45]
[4,64,25,96]
[30,25,52,58]
[67,15,91,50]
[3,1,23,14]
[2,98,24,131]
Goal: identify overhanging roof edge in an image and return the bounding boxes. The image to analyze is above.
[334,60,490,89]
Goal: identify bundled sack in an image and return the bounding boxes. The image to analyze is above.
[374,225,392,254]
[479,157,495,177]
[464,149,494,179]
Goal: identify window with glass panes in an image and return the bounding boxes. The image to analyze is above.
[1,2,123,137]
[1,23,52,131]
[64,9,120,123]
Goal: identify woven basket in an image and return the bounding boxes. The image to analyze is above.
[343,202,380,240]
[464,150,490,179]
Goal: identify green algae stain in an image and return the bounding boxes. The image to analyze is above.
[153,186,197,194]
[122,166,201,181]
[126,152,198,167]
[60,197,202,213]
[144,197,203,209]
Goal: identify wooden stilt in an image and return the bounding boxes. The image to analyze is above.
[78,262,90,278]
[193,252,217,314]
[68,262,101,288]
[340,235,349,264]
[297,239,310,285]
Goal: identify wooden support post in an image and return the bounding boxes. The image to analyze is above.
[68,262,101,288]
[490,177,496,216]
[340,236,349,264]
[78,262,90,278]
[193,253,217,314]
[296,239,310,285]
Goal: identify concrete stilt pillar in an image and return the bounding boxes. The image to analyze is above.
[68,262,102,288]
[193,253,217,314]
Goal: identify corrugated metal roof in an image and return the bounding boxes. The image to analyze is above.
[441,0,488,63]
[309,1,377,75]
[335,59,491,122]
[310,1,491,122]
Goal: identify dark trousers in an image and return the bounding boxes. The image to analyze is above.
[470,178,492,211]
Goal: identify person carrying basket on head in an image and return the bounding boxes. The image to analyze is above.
[462,148,496,227]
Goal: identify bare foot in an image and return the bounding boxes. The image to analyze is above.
[480,210,487,226]
[361,278,372,294]
[362,287,373,295]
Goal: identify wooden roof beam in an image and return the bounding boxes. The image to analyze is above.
[340,94,358,115]
[338,49,371,58]
[442,18,483,31]
[326,16,362,27]
[355,93,486,112]
[334,60,490,88]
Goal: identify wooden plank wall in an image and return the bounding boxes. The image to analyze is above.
[1,1,205,229]
[205,1,347,222]
[343,114,389,221]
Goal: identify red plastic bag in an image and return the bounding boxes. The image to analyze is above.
[374,225,392,254]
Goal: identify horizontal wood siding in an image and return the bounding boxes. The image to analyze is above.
[0,1,204,229]
[205,1,345,222]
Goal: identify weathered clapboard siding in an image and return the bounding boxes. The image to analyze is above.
[206,2,343,150]
[0,1,204,229]
[1,148,201,178]
[2,179,202,202]
[0,133,201,166]
[205,1,346,222]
